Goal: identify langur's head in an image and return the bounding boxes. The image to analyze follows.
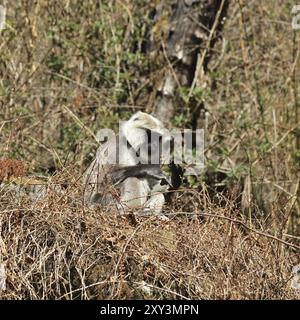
[122,111,173,164]
[126,111,167,134]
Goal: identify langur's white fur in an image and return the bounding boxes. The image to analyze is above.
[84,111,172,215]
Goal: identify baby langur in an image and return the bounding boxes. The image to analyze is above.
[84,111,181,215]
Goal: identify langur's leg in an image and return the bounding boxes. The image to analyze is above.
[143,193,166,216]
[119,177,148,211]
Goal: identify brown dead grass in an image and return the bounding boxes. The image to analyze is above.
[0,159,27,182]
[0,170,299,300]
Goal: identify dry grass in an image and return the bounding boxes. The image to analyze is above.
[0,159,27,181]
[0,170,299,299]
[0,0,300,299]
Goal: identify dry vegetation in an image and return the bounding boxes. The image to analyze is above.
[0,0,300,299]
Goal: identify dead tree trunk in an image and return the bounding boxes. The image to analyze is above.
[147,0,229,126]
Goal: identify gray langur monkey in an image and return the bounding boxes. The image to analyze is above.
[84,111,182,214]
